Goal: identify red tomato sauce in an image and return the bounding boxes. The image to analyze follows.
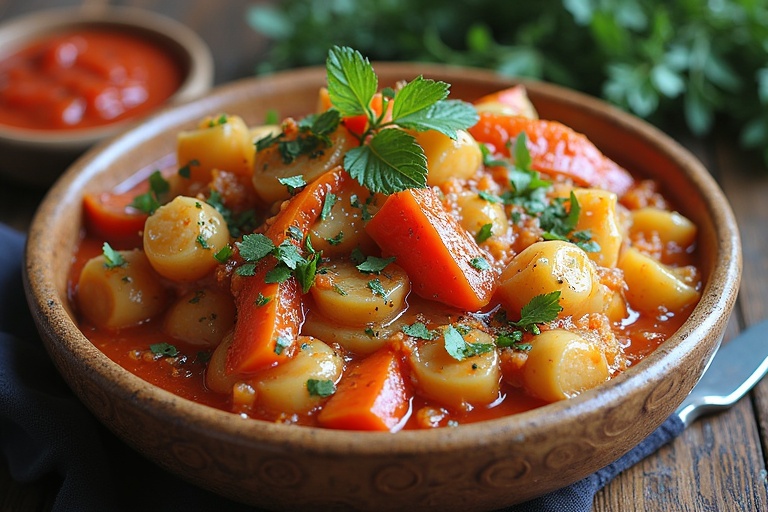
[0,29,183,130]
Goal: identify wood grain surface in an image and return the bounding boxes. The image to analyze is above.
[1,1,767,511]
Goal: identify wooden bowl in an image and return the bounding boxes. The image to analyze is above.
[0,6,213,186]
[23,64,741,511]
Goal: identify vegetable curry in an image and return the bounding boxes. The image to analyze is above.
[69,47,701,431]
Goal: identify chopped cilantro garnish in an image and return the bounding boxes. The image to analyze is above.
[367,278,387,299]
[237,234,275,262]
[189,290,205,304]
[478,190,502,203]
[255,293,271,306]
[513,291,562,335]
[206,190,257,238]
[274,336,291,355]
[356,255,395,274]
[443,325,494,361]
[131,170,169,215]
[326,231,344,245]
[150,342,178,357]
[178,159,199,179]
[333,284,348,296]
[101,242,126,269]
[278,175,307,194]
[402,322,434,340]
[306,379,336,397]
[470,257,490,271]
[196,235,211,249]
[213,245,233,263]
[475,223,493,244]
[320,192,338,221]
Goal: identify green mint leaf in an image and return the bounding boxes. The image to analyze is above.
[475,223,493,244]
[150,342,178,357]
[515,291,562,331]
[102,243,126,269]
[395,100,479,140]
[237,234,275,262]
[402,322,434,340]
[344,129,427,194]
[326,46,377,117]
[390,76,449,121]
[307,378,336,397]
[356,255,396,274]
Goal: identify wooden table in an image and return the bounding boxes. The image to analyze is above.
[1,1,766,510]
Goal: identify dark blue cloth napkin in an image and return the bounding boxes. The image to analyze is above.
[0,222,685,511]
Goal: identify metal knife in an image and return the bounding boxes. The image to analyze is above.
[676,318,768,426]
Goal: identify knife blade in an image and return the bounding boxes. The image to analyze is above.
[676,317,768,427]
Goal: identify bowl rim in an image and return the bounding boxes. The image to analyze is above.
[25,64,741,458]
[0,5,213,148]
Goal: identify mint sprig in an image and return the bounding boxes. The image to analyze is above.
[325,46,478,195]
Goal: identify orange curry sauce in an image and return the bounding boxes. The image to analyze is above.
[67,200,696,430]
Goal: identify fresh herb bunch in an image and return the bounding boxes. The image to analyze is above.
[248,0,768,166]
[326,46,478,194]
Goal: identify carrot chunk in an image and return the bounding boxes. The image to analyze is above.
[82,191,147,246]
[468,113,634,196]
[226,260,303,374]
[365,187,495,311]
[318,348,411,431]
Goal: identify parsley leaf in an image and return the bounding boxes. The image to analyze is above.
[470,257,490,271]
[513,291,563,334]
[320,192,337,221]
[237,234,275,262]
[278,175,307,194]
[402,322,434,340]
[356,255,396,274]
[102,242,126,269]
[443,325,494,361]
[367,278,387,299]
[475,223,493,244]
[131,170,169,215]
[150,342,178,357]
[396,99,479,139]
[307,379,336,397]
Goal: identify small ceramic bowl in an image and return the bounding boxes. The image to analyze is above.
[24,64,741,511]
[0,6,213,186]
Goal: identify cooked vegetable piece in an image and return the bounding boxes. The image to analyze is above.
[76,249,168,329]
[408,328,500,409]
[310,260,410,326]
[497,240,607,321]
[454,190,508,241]
[254,337,343,414]
[226,169,349,374]
[571,188,622,267]
[206,332,239,393]
[251,120,354,204]
[162,288,236,347]
[317,348,411,431]
[618,247,700,313]
[83,191,147,245]
[414,129,482,186]
[177,114,254,182]
[302,311,392,355]
[143,196,230,282]
[227,261,304,374]
[523,328,609,402]
[630,208,696,250]
[468,113,634,196]
[365,187,495,310]
[473,85,538,119]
